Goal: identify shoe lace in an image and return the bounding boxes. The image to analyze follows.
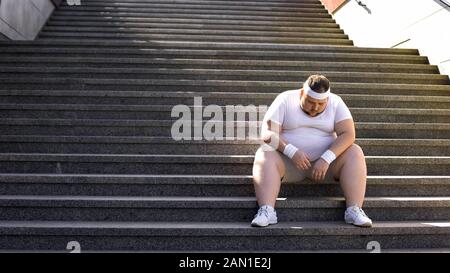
[256,207,269,218]
[348,206,368,217]
[357,207,368,218]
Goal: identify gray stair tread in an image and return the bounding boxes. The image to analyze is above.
[1,104,449,115]
[12,49,411,58]
[47,19,340,29]
[1,136,449,146]
[0,153,449,162]
[0,220,449,236]
[51,13,331,22]
[0,173,448,185]
[0,57,437,69]
[62,3,324,12]
[58,0,325,7]
[41,27,345,38]
[38,32,348,41]
[71,1,322,7]
[2,248,449,253]
[43,23,342,33]
[46,13,336,23]
[73,0,323,6]
[1,118,449,126]
[0,40,419,54]
[0,195,450,208]
[3,90,449,102]
[45,21,342,30]
[3,69,441,77]
[2,78,448,90]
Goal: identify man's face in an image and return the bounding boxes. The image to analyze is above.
[299,89,328,117]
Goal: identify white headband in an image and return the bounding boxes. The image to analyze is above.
[303,81,330,100]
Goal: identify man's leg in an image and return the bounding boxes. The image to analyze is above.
[252,147,285,208]
[331,143,367,207]
[331,144,372,227]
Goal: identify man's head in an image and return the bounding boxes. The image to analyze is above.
[300,74,331,117]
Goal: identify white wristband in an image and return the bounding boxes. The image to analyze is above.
[320,150,336,164]
[283,144,298,159]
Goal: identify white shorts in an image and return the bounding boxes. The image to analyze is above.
[279,152,338,183]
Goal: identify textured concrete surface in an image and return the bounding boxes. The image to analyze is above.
[0,0,448,252]
[0,136,449,156]
[0,196,449,222]
[1,90,449,108]
[0,221,449,251]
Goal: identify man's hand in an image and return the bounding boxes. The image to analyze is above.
[311,158,330,182]
[291,150,311,171]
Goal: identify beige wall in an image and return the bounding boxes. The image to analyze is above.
[333,0,450,76]
[320,0,348,13]
[0,0,55,40]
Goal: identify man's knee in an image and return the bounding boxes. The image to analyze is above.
[349,143,365,158]
[340,143,365,160]
[332,144,366,177]
[254,148,280,165]
[253,148,285,174]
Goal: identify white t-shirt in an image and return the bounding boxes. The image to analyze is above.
[262,89,353,161]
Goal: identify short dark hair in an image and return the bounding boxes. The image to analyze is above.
[305,75,330,93]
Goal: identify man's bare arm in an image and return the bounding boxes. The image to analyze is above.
[311,119,355,181]
[261,120,287,152]
[328,119,356,158]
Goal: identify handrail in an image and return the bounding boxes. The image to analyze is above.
[355,0,371,14]
[439,0,450,7]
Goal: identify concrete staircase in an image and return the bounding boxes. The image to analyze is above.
[0,0,449,252]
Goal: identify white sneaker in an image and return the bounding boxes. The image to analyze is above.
[251,205,278,227]
[344,206,373,227]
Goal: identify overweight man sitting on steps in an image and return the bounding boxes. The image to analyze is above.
[251,74,372,228]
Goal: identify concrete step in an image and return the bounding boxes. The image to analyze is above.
[47,15,341,28]
[62,0,325,10]
[0,57,438,74]
[80,0,324,8]
[0,195,449,222]
[2,247,449,253]
[1,220,448,251]
[2,91,449,109]
[41,26,348,40]
[54,6,331,18]
[39,32,352,45]
[0,40,419,55]
[2,70,444,85]
[0,173,449,197]
[184,0,323,3]
[0,0,446,253]
[0,119,449,138]
[0,136,448,156]
[1,48,427,64]
[2,69,445,85]
[1,78,449,96]
[67,1,324,11]
[46,21,344,34]
[0,153,448,175]
[49,11,336,23]
[63,0,326,10]
[1,104,449,123]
